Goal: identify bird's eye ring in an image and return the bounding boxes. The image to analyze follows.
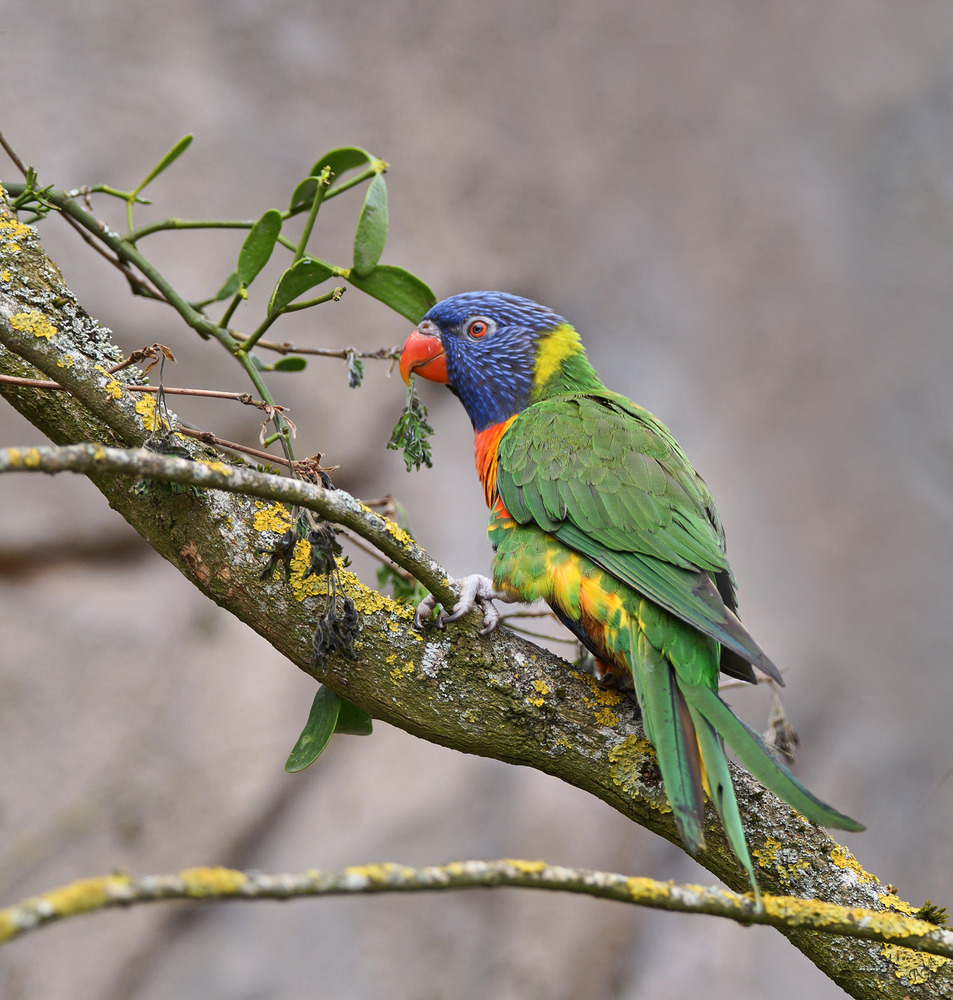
[467,318,491,338]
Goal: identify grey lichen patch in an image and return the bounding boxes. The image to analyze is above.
[0,203,122,366]
[55,298,123,366]
[418,638,452,680]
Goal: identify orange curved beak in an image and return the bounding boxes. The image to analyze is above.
[399,328,450,384]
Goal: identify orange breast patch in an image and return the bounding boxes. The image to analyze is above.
[473,416,517,507]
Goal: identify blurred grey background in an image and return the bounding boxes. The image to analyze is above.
[3,1,953,997]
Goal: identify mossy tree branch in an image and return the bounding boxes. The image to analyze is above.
[0,199,948,998]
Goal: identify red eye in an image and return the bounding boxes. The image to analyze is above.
[468,319,489,338]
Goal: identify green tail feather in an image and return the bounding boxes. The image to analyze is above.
[627,624,862,900]
[678,681,865,833]
[684,701,760,901]
[631,626,706,854]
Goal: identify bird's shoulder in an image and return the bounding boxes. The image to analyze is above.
[499,390,711,513]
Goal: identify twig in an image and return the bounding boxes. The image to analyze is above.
[59,213,166,300]
[0,373,270,406]
[172,426,291,469]
[234,339,398,361]
[0,130,29,176]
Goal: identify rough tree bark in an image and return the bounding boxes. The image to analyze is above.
[0,196,948,998]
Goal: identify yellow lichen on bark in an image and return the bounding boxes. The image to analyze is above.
[180,866,248,896]
[10,309,57,340]
[284,542,411,627]
[134,393,169,431]
[625,875,675,903]
[875,893,951,983]
[377,509,415,549]
[880,943,949,985]
[752,837,781,866]
[829,844,879,884]
[0,213,33,241]
[252,500,293,534]
[45,875,127,912]
[573,671,623,726]
[879,892,919,915]
[389,658,416,683]
[528,678,550,707]
[343,863,415,885]
[0,213,34,256]
[507,859,547,874]
[608,735,672,814]
[595,706,619,726]
[201,459,232,477]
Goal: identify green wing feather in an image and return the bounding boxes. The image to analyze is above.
[497,392,781,681]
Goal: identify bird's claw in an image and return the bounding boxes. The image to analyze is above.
[413,593,443,630]
[413,574,510,635]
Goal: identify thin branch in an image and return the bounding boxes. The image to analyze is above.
[0,443,458,607]
[0,372,269,405]
[2,861,951,959]
[172,426,292,468]
[0,374,299,468]
[0,130,29,177]
[59,211,166,299]
[126,216,259,243]
[502,625,578,644]
[232,340,397,361]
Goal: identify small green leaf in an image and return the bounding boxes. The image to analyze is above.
[290,147,375,210]
[237,209,282,285]
[269,356,308,373]
[347,265,437,323]
[376,563,428,604]
[285,686,340,772]
[133,134,194,196]
[269,257,336,314]
[211,270,241,302]
[334,697,374,736]
[290,177,321,213]
[352,174,389,276]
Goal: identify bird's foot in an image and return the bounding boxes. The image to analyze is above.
[591,658,631,689]
[414,574,514,635]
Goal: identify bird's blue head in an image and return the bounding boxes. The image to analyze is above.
[399,291,581,431]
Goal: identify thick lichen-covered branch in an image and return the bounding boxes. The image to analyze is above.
[1,197,950,998]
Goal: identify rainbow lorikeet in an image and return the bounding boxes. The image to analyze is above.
[399,291,862,897]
